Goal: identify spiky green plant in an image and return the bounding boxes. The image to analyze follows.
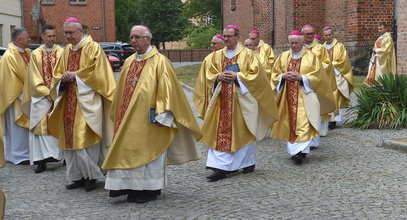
[346,74,407,129]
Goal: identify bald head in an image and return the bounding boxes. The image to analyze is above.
[243,38,256,50]
[210,36,224,51]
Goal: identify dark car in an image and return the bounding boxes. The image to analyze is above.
[0,47,6,60]
[28,43,42,51]
[99,42,135,65]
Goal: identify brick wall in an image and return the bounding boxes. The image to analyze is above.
[223,0,396,75]
[397,0,407,74]
[222,0,254,43]
[160,49,212,62]
[23,0,116,44]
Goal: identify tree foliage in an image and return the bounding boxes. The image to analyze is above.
[185,26,219,49]
[115,0,138,42]
[183,0,222,29]
[136,0,187,48]
[183,0,222,49]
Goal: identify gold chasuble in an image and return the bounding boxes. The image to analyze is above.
[306,39,338,117]
[271,49,336,143]
[49,36,116,150]
[324,39,354,108]
[102,46,201,170]
[365,32,396,86]
[22,45,63,135]
[193,52,215,120]
[196,46,279,153]
[257,40,276,79]
[0,44,31,167]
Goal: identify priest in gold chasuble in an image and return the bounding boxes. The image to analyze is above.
[196,25,279,182]
[271,30,335,165]
[323,26,354,129]
[102,25,201,203]
[22,25,63,173]
[365,23,396,86]
[0,28,31,165]
[48,18,116,191]
[193,34,225,120]
[302,25,337,148]
[248,29,276,80]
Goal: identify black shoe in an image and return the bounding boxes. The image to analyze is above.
[242,165,255,174]
[328,122,337,130]
[34,163,46,173]
[43,157,60,163]
[109,189,129,197]
[127,190,157,203]
[84,179,97,191]
[66,178,86,190]
[299,152,307,158]
[291,154,303,165]
[207,170,227,182]
[18,160,30,165]
[310,146,318,150]
[63,160,66,165]
[145,189,161,196]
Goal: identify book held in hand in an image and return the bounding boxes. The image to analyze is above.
[225,64,240,84]
[149,108,156,123]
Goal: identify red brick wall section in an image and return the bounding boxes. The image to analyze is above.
[397,0,407,74]
[324,0,346,41]
[23,0,116,44]
[253,0,272,44]
[292,0,325,32]
[345,0,394,45]
[222,0,254,43]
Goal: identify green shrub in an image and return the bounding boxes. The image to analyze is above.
[346,74,407,129]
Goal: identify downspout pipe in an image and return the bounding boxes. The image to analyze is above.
[102,0,106,42]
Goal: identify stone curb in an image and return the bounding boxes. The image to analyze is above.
[380,138,407,153]
[181,82,194,93]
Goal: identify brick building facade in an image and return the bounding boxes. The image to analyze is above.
[397,0,407,74]
[222,0,403,75]
[23,0,116,45]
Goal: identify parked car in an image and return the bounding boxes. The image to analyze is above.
[99,42,135,65]
[0,47,6,60]
[107,53,121,71]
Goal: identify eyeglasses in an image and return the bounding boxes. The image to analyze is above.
[129,35,147,40]
[249,37,258,40]
[210,42,220,45]
[304,32,315,36]
[222,35,236,39]
[63,29,80,36]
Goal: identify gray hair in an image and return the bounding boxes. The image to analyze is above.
[11,28,28,41]
[64,22,82,30]
[132,25,152,38]
[301,26,314,33]
[224,27,239,36]
[288,35,304,43]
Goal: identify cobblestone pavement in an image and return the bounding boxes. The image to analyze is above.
[1,69,407,219]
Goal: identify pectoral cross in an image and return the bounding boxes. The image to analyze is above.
[131,76,139,86]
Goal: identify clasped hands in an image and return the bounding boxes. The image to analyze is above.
[217,70,237,83]
[61,71,76,83]
[282,71,302,82]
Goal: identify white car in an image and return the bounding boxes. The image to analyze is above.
[0,47,6,60]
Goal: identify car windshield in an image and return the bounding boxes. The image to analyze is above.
[122,45,134,51]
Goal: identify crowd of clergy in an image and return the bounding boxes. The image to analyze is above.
[0,16,396,204]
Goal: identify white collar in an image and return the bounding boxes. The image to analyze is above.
[12,43,25,52]
[44,44,56,52]
[135,45,152,61]
[292,48,304,59]
[226,43,239,59]
[72,36,86,51]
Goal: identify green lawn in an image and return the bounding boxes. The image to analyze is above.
[176,64,201,87]
[175,64,367,90]
[353,75,365,90]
